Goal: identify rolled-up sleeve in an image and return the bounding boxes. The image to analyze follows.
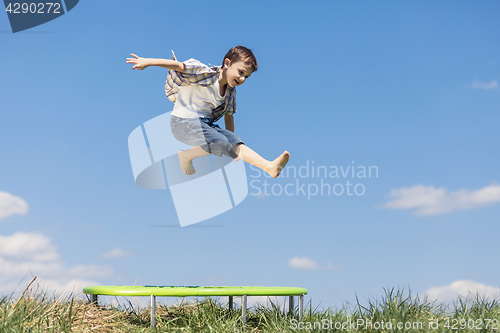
[225,91,237,115]
[165,58,219,103]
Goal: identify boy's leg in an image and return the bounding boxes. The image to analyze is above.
[177,146,210,175]
[178,143,289,177]
[232,144,289,178]
[172,117,231,175]
[172,118,289,177]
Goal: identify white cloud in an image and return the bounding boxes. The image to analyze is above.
[469,80,498,90]
[67,265,113,278]
[383,184,500,216]
[34,278,101,296]
[289,257,319,270]
[0,257,63,279]
[288,257,343,271]
[0,232,59,261]
[101,248,132,260]
[0,192,28,221]
[425,280,500,303]
[325,263,345,271]
[0,232,112,296]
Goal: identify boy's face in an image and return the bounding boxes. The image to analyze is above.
[224,59,253,88]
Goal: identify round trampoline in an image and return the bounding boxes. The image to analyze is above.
[83,285,308,327]
[83,285,307,297]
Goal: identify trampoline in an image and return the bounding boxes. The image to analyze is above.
[83,285,308,327]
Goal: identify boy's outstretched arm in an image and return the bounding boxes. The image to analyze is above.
[126,53,185,72]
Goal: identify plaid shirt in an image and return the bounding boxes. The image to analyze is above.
[165,58,236,122]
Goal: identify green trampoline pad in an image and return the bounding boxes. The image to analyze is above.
[83,286,308,297]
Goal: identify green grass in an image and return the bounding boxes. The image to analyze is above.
[1,287,499,332]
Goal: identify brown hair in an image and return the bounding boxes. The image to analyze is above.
[223,46,258,73]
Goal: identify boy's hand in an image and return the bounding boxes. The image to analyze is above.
[126,54,150,70]
[126,53,185,72]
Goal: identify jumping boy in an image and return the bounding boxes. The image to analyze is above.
[126,46,289,178]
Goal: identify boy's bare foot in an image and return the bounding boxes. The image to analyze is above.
[265,151,290,178]
[178,150,196,175]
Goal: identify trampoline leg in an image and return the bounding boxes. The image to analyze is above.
[229,296,233,311]
[298,295,304,320]
[289,296,294,316]
[90,294,98,306]
[150,295,156,328]
[241,295,247,324]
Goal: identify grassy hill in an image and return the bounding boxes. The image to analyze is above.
[1,287,499,332]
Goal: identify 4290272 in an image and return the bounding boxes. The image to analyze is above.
[444,318,498,330]
[5,2,62,14]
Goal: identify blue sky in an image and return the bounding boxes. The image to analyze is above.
[1,0,499,308]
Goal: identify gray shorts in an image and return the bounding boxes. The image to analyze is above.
[170,115,243,159]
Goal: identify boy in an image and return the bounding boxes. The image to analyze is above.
[126,46,289,178]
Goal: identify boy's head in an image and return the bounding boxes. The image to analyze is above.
[222,46,258,88]
[222,46,258,73]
